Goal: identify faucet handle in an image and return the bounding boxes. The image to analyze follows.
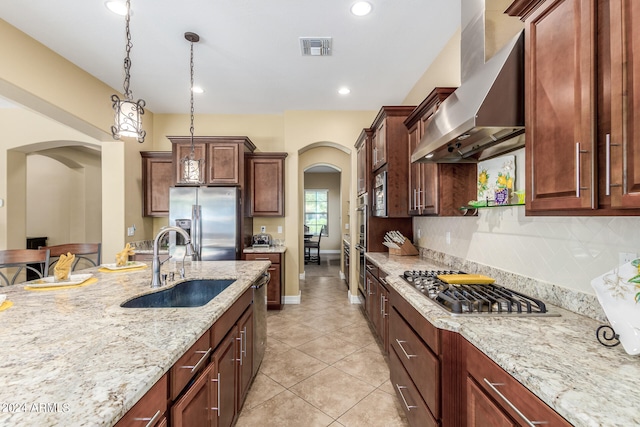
[160,255,173,266]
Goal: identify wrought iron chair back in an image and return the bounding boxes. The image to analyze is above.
[0,249,51,286]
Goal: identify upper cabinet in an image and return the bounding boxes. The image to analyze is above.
[141,151,173,217]
[404,88,477,217]
[169,136,256,187]
[355,129,373,196]
[246,152,288,217]
[370,106,415,218]
[508,0,640,214]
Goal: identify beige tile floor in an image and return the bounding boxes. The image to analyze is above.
[236,254,409,427]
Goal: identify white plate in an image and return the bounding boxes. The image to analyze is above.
[591,260,640,355]
[100,261,146,271]
[24,273,93,288]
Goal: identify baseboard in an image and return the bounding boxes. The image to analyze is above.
[349,292,361,304]
[283,291,301,305]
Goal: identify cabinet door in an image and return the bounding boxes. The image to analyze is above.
[212,327,238,427]
[174,142,207,185]
[171,364,212,427]
[357,144,367,195]
[115,375,168,427]
[237,307,254,408]
[608,0,640,208]
[378,277,390,354]
[407,123,421,215]
[467,377,516,427]
[207,143,240,185]
[247,155,285,216]
[526,0,596,211]
[266,263,281,309]
[141,152,173,217]
[365,270,378,325]
[373,121,386,171]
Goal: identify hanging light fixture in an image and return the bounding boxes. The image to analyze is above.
[179,32,204,184]
[111,0,146,143]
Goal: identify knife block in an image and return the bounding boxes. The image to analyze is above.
[389,240,419,256]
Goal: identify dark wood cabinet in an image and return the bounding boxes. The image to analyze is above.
[171,364,212,427]
[141,151,173,217]
[364,261,389,354]
[355,129,372,196]
[246,152,287,217]
[170,332,211,400]
[244,252,284,310]
[465,338,572,427]
[212,326,238,427]
[508,0,640,215]
[169,136,256,187]
[404,88,475,216]
[370,106,415,218]
[115,374,168,427]
[237,306,254,407]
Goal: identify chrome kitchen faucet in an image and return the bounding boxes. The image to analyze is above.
[151,226,194,288]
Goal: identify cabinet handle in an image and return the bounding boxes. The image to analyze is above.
[483,378,546,427]
[395,339,417,359]
[380,294,384,316]
[242,326,247,361]
[395,384,417,411]
[134,409,161,427]
[211,372,221,416]
[575,142,589,197]
[413,189,417,210]
[417,188,423,209]
[180,348,212,374]
[236,334,244,366]
[606,134,611,196]
[255,257,270,261]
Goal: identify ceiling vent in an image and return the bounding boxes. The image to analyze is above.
[300,37,332,56]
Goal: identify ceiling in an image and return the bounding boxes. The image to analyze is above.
[0,1,460,115]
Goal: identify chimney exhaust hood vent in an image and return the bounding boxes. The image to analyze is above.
[411,0,525,164]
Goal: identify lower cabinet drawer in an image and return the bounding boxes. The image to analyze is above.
[244,253,280,264]
[390,346,439,427]
[115,374,168,427]
[390,307,440,418]
[170,332,212,400]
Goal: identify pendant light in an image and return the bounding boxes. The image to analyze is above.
[179,32,204,184]
[110,0,146,143]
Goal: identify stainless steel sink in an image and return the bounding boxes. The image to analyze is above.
[121,279,235,308]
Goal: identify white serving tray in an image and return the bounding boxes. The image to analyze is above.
[24,273,93,288]
[100,261,146,271]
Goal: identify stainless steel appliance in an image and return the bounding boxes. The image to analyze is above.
[169,187,241,261]
[355,193,368,303]
[252,272,268,377]
[372,171,387,217]
[401,270,559,317]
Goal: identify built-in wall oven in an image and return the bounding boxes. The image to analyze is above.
[372,170,387,217]
[355,193,368,304]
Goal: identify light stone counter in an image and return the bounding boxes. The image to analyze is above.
[242,246,287,254]
[0,260,270,427]
[366,252,640,427]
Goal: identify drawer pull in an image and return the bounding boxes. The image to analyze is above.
[133,409,161,427]
[395,339,417,359]
[395,384,417,411]
[255,257,270,260]
[180,348,212,374]
[483,378,547,426]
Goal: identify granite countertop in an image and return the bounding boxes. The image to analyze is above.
[243,246,287,254]
[366,253,640,427]
[0,260,270,427]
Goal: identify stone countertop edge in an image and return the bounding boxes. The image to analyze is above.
[366,252,640,427]
[242,246,287,254]
[0,260,270,427]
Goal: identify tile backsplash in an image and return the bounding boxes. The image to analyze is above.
[414,207,640,321]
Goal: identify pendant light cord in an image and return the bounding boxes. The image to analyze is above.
[123,0,133,101]
[189,39,195,155]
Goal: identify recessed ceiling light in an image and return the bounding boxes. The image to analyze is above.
[105,1,127,16]
[351,1,372,16]
[192,86,204,94]
[338,87,351,95]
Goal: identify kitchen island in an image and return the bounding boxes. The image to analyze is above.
[367,252,640,427]
[0,260,270,426]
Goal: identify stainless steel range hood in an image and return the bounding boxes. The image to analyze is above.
[411,0,525,164]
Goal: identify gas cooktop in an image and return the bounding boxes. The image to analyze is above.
[402,270,559,317]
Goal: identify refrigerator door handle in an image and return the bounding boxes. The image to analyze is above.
[192,204,202,260]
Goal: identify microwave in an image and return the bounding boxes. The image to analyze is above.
[372,170,387,217]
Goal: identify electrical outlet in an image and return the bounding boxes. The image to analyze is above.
[417,228,421,239]
[127,226,135,237]
[445,231,451,245]
[619,252,637,266]
[345,223,349,230]
[260,225,266,233]
[277,226,283,233]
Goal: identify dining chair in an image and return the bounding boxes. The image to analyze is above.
[40,243,102,273]
[304,225,325,265]
[0,249,51,286]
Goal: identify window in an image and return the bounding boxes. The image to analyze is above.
[304,189,328,236]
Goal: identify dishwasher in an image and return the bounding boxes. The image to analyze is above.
[252,272,269,377]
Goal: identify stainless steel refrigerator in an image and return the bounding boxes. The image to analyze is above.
[169,187,241,261]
